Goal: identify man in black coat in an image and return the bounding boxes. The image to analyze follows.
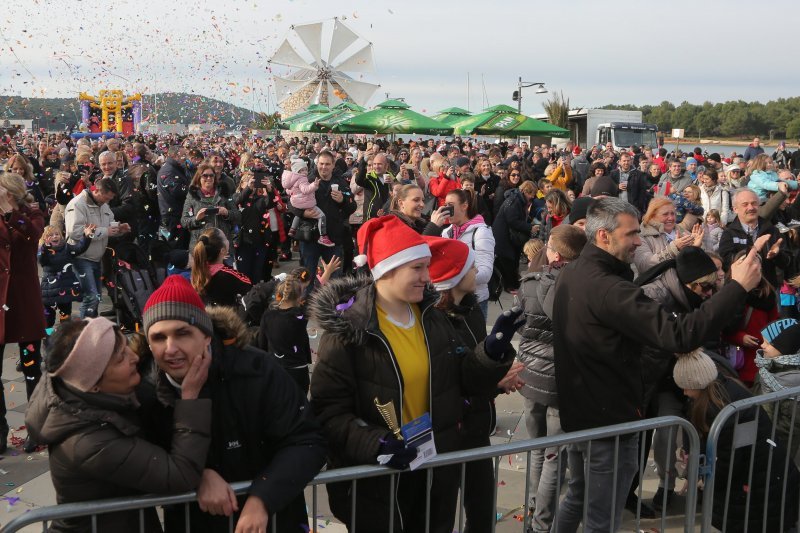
[142,275,327,533]
[718,188,789,288]
[156,146,190,249]
[302,150,356,275]
[551,197,762,532]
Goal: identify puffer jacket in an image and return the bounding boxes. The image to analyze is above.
[748,169,798,202]
[281,169,318,210]
[516,265,562,407]
[309,276,514,531]
[633,222,687,275]
[442,218,495,303]
[180,182,241,250]
[25,374,212,533]
[39,237,91,305]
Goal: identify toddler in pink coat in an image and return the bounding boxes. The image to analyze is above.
[281,158,334,247]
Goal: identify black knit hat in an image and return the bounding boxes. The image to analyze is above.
[762,319,800,355]
[568,196,593,224]
[590,176,618,198]
[675,246,716,285]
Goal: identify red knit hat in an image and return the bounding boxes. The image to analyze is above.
[354,215,431,280]
[424,236,476,291]
[143,275,213,336]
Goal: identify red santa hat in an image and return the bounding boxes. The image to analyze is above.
[354,216,431,280]
[424,236,476,291]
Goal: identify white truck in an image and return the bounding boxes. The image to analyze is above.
[534,108,658,151]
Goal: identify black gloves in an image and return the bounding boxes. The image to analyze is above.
[484,306,525,360]
[377,436,418,470]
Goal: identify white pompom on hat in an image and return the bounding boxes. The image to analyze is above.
[355,215,431,280]
[424,236,475,291]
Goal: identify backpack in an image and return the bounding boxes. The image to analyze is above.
[467,227,503,303]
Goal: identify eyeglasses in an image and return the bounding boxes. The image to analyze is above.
[201,173,215,178]
[510,173,520,177]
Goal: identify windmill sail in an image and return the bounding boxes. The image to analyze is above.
[331,75,379,106]
[270,39,313,70]
[273,75,315,104]
[334,44,375,73]
[327,18,359,64]
[292,22,324,65]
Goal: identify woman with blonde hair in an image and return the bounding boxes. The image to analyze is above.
[634,197,702,274]
[0,171,46,452]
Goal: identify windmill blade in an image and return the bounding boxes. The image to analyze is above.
[273,75,316,104]
[327,18,359,64]
[332,75,379,106]
[292,22,324,66]
[333,44,375,73]
[309,81,324,105]
[269,39,314,70]
[326,81,345,107]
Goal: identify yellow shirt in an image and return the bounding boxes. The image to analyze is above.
[377,304,430,425]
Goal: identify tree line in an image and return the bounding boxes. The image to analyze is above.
[600,97,800,140]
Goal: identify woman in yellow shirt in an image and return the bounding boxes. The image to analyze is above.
[310,215,520,533]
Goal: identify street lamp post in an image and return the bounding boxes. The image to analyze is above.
[514,77,548,114]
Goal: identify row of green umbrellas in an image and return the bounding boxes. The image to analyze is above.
[277,100,571,138]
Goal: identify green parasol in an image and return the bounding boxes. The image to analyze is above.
[290,102,366,132]
[450,104,570,137]
[332,99,453,135]
[277,104,330,130]
[431,107,473,127]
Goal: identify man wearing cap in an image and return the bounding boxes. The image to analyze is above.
[142,275,327,533]
[552,197,763,532]
[65,177,131,318]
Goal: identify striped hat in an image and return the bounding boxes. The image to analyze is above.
[143,275,213,336]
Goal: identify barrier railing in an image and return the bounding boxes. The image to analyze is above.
[700,385,800,533]
[1,416,700,533]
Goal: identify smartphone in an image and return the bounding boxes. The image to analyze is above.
[78,164,94,175]
[252,170,269,188]
[442,205,455,217]
[205,207,220,216]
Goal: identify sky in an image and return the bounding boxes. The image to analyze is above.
[1,0,799,119]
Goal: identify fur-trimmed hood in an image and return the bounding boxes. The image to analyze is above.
[206,305,251,348]
[309,274,440,346]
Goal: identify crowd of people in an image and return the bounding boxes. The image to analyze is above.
[1,129,800,532]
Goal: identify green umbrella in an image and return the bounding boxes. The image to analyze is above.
[277,104,330,129]
[431,107,473,127]
[450,104,570,137]
[332,99,453,136]
[291,102,366,132]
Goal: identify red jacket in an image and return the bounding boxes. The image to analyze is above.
[428,172,461,207]
[722,301,779,385]
[0,205,46,344]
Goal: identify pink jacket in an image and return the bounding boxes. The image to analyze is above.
[281,170,319,210]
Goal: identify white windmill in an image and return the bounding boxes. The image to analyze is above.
[269,18,380,118]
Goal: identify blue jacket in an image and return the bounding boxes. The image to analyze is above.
[748,170,798,201]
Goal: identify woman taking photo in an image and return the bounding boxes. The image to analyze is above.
[25,317,212,533]
[389,184,449,235]
[310,215,519,533]
[233,170,281,284]
[191,227,252,308]
[493,167,523,219]
[634,197,703,274]
[0,172,46,453]
[539,189,571,244]
[441,189,495,318]
[181,163,241,250]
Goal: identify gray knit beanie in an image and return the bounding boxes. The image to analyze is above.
[673,349,718,390]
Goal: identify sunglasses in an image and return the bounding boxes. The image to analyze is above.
[694,282,715,293]
[510,173,520,177]
[201,173,215,178]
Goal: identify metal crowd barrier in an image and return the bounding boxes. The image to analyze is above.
[700,385,800,533]
[1,416,700,533]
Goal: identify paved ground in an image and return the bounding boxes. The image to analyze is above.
[0,258,698,532]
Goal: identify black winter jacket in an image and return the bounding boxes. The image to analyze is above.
[39,237,91,305]
[492,188,532,259]
[355,159,390,221]
[553,243,748,432]
[156,158,190,229]
[306,169,356,245]
[309,276,514,531]
[147,307,327,533]
[718,216,789,288]
[517,265,562,407]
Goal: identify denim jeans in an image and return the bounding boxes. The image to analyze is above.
[478,299,489,320]
[524,399,566,533]
[300,242,343,278]
[73,258,101,318]
[555,435,640,533]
